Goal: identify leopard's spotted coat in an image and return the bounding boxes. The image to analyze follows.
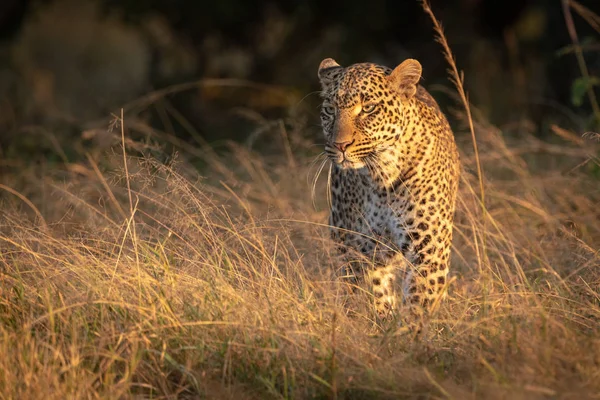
[318,58,460,319]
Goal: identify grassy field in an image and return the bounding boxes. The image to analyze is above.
[1,4,600,398]
[1,101,599,399]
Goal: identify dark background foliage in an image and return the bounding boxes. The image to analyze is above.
[0,0,598,160]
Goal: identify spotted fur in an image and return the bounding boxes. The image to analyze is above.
[318,58,460,320]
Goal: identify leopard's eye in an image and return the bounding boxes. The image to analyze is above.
[322,104,336,116]
[362,103,377,114]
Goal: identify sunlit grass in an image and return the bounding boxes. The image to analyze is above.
[1,103,599,398]
[2,2,600,396]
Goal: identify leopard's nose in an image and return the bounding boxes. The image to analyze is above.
[333,140,354,152]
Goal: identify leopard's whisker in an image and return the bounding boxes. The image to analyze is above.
[294,90,323,108]
[326,162,333,210]
[308,151,326,169]
[307,152,326,185]
[311,156,329,209]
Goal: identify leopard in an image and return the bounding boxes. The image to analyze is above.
[317,57,460,321]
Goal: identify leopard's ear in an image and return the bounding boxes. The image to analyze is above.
[318,58,342,89]
[388,59,422,98]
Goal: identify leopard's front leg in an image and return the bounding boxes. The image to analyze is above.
[402,258,449,313]
[368,263,397,320]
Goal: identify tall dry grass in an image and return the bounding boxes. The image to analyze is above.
[1,105,599,398]
[2,5,600,399]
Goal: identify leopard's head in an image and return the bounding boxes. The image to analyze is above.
[318,58,422,169]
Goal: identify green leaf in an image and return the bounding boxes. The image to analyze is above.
[571,76,600,107]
